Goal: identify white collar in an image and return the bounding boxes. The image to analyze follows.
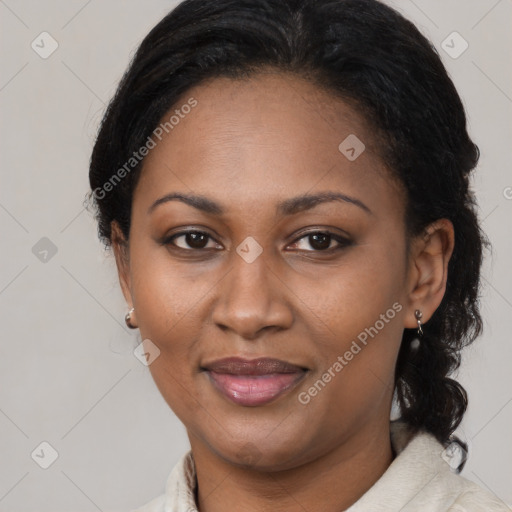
[158,422,501,511]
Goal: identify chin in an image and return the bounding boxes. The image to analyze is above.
[206,429,314,472]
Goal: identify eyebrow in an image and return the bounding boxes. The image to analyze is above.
[147,191,372,216]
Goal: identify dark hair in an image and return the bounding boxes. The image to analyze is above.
[88,0,487,447]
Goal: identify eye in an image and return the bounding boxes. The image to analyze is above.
[162,229,351,253]
[288,231,351,252]
[163,230,221,250]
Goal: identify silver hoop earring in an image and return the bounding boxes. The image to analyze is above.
[125,307,137,329]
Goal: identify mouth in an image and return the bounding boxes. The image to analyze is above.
[201,357,308,407]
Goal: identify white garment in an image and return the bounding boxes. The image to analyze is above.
[132,422,509,511]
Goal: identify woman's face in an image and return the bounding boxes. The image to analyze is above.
[115,71,419,470]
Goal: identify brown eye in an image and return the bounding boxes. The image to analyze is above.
[289,231,352,252]
[185,232,209,248]
[164,230,220,250]
[309,233,331,250]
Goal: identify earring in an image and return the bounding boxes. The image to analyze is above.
[410,309,423,351]
[125,307,137,329]
[415,309,423,336]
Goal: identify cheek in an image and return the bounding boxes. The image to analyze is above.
[294,239,406,404]
[146,352,199,420]
[129,238,211,334]
[295,239,406,339]
[128,249,205,392]
[297,295,404,436]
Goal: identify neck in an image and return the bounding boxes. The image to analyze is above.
[190,420,393,512]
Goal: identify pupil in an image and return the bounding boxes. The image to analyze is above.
[187,232,208,248]
[310,233,330,250]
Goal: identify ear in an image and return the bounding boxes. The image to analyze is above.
[404,219,455,328]
[111,221,133,308]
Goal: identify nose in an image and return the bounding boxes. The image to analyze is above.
[211,246,294,340]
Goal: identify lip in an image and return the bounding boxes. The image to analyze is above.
[202,357,308,406]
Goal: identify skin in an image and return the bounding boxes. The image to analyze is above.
[112,70,454,512]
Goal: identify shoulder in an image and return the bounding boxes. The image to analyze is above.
[447,478,510,511]
[347,423,509,511]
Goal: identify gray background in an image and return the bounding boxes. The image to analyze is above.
[0,0,511,510]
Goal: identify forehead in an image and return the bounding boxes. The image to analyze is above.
[134,71,403,217]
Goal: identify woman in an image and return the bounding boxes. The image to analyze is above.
[88,0,508,510]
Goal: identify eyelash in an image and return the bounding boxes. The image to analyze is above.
[161,229,352,254]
